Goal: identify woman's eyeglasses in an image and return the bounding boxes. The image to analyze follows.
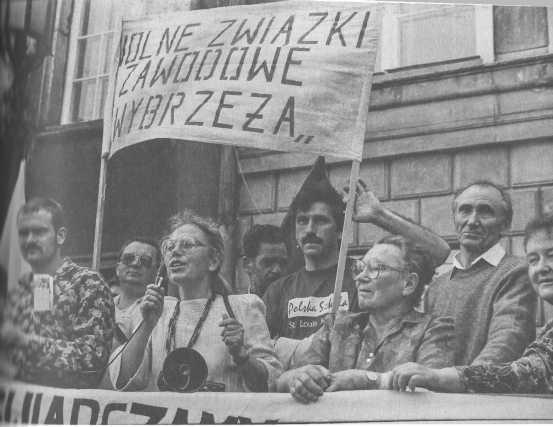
[120,253,154,269]
[351,259,405,279]
[162,238,207,254]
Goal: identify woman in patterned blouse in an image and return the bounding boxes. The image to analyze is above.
[388,213,553,394]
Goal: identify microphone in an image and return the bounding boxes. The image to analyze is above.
[89,263,168,377]
[154,264,168,295]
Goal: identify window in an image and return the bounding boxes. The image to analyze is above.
[62,0,149,123]
[376,4,552,72]
[377,3,478,71]
[62,0,120,123]
[494,6,549,56]
[61,0,192,124]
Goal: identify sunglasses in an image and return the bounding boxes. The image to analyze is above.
[119,253,154,269]
[351,259,405,279]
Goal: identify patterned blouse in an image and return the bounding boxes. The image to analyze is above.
[5,258,115,388]
[458,319,553,393]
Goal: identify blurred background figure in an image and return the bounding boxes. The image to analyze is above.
[1,197,114,388]
[113,237,160,342]
[242,224,288,297]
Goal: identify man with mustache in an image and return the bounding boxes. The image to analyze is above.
[242,224,288,297]
[0,197,114,388]
[263,157,450,340]
[263,178,356,340]
[425,181,536,365]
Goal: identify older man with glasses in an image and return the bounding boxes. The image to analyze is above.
[113,238,160,342]
[276,235,455,403]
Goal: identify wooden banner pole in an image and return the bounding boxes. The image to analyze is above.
[91,18,121,272]
[331,159,360,314]
[330,9,379,314]
[92,153,109,271]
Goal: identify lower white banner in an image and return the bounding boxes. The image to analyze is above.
[1,380,552,423]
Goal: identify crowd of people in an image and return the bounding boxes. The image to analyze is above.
[1,170,552,403]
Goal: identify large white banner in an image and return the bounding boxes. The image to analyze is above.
[103,1,381,160]
[2,381,553,424]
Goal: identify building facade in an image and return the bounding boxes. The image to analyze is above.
[20,1,553,320]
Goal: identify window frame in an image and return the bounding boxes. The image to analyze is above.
[61,0,118,124]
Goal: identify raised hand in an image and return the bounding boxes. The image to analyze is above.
[140,284,164,329]
[353,179,383,222]
[219,313,247,362]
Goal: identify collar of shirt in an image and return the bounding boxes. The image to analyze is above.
[451,243,506,273]
[358,310,428,360]
[114,294,143,311]
[352,309,427,336]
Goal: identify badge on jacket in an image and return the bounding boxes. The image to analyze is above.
[32,274,54,311]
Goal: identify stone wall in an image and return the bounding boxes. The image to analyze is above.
[235,54,553,323]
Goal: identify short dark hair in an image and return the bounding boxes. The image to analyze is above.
[161,210,224,273]
[293,186,345,231]
[118,237,161,267]
[524,213,553,250]
[452,180,513,228]
[377,234,435,305]
[18,197,65,231]
[242,224,286,258]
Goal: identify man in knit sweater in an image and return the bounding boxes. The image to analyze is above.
[426,181,536,365]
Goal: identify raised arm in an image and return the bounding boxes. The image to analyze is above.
[116,284,164,388]
[353,180,450,267]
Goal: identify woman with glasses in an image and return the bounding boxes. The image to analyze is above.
[276,235,455,403]
[109,210,282,392]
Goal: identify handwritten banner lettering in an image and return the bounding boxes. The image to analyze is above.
[104,1,382,159]
[1,381,553,424]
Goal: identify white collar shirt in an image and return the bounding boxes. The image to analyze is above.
[451,242,506,273]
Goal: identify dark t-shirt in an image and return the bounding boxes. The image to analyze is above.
[262,264,358,339]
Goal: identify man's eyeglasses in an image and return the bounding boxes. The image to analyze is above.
[351,259,405,279]
[120,253,154,269]
[162,238,207,254]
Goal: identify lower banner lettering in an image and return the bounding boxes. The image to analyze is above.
[1,380,552,423]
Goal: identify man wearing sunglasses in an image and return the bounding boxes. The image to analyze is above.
[114,238,160,342]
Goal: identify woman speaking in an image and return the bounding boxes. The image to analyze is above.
[110,210,281,392]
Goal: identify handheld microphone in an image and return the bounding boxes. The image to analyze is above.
[153,264,168,295]
[92,263,168,377]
